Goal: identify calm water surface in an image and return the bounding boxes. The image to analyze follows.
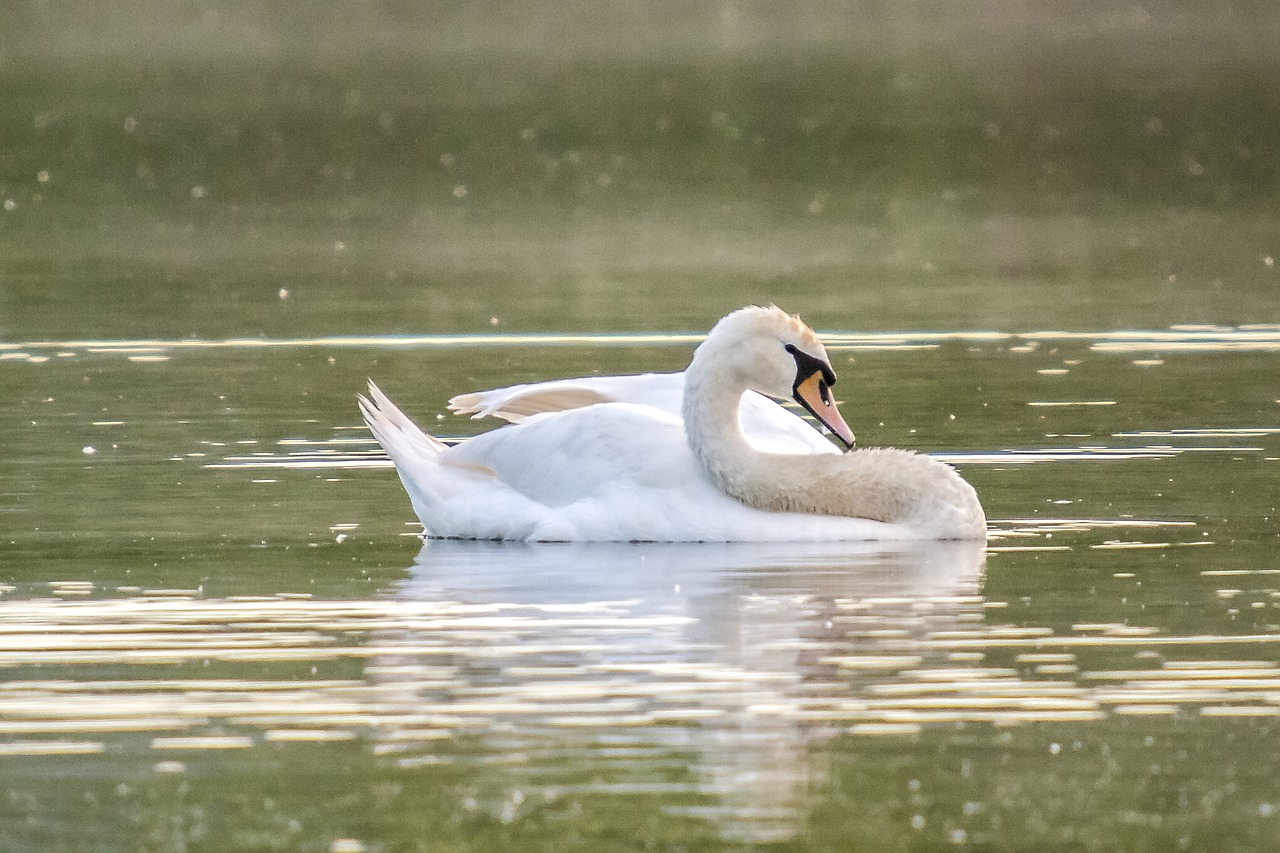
[2,328,1278,851]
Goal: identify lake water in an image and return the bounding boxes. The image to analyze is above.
[4,4,1280,851]
[3,328,1278,851]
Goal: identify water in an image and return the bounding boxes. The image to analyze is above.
[3,328,1278,850]
[4,4,1280,851]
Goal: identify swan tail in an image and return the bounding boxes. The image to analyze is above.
[359,381,449,463]
[360,381,461,532]
[448,382,612,423]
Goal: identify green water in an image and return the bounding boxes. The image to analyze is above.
[4,4,1280,851]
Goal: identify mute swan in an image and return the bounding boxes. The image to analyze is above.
[359,305,986,541]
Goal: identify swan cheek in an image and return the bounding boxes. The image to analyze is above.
[794,373,856,450]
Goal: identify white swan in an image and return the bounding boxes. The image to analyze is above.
[359,305,986,542]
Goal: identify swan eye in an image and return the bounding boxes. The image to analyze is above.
[784,343,837,387]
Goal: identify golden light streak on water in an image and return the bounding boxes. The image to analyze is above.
[1026,401,1117,407]
[14,332,710,351]
[8,327,1280,355]
[0,740,106,756]
[1115,428,1280,438]
[821,655,924,670]
[151,736,256,750]
[1200,706,1280,717]
[1093,341,1280,352]
[1112,704,1180,716]
[928,633,1280,648]
[1091,541,1173,550]
[848,722,923,735]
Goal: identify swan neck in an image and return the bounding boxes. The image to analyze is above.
[682,352,755,473]
[681,334,985,538]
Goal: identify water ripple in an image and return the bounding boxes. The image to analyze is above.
[0,543,1271,742]
[0,539,1276,843]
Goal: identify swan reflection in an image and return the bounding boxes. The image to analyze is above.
[370,539,987,842]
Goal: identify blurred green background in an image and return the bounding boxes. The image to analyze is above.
[3,1,1280,339]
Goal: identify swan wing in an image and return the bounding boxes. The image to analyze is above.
[449,372,840,456]
[433,402,737,540]
[445,402,694,507]
[448,372,683,422]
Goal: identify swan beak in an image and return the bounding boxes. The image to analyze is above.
[794,372,856,450]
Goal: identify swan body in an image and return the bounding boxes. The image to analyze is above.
[359,306,986,542]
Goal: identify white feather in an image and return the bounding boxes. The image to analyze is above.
[360,306,985,542]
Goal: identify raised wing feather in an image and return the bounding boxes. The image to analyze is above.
[448,372,841,455]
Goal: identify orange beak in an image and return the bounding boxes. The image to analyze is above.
[793,371,855,450]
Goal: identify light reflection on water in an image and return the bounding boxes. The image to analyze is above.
[1,536,1278,841]
[5,325,1280,358]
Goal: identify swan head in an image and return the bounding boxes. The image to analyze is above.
[698,305,856,449]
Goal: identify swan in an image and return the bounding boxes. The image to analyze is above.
[358,305,986,542]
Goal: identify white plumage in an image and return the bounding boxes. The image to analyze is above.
[359,306,986,542]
